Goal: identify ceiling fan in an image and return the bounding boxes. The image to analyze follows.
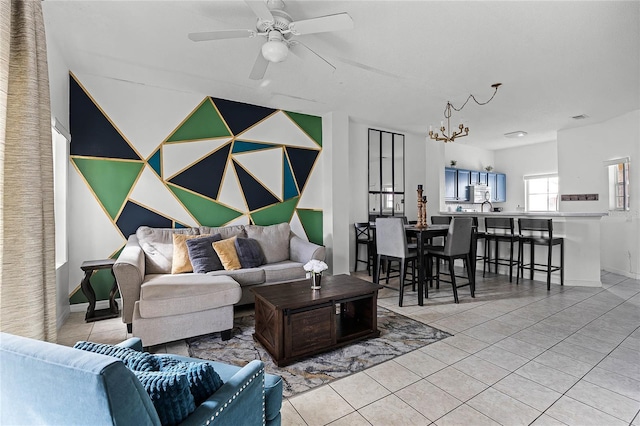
[188,0,354,80]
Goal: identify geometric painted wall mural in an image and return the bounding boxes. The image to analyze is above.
[68,73,323,304]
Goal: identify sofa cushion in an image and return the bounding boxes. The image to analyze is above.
[260,260,307,283]
[73,341,160,372]
[160,358,224,405]
[134,370,195,426]
[171,234,209,274]
[206,268,265,286]
[137,227,199,274]
[212,237,241,271]
[186,234,223,273]
[235,237,265,268]
[139,274,241,318]
[198,225,246,240]
[245,223,290,264]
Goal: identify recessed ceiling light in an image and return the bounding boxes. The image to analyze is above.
[504,131,528,138]
[572,114,589,120]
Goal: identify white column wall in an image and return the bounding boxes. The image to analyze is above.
[323,112,350,276]
[558,110,640,278]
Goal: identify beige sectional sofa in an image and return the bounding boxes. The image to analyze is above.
[113,222,325,347]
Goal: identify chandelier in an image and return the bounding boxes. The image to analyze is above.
[428,83,502,143]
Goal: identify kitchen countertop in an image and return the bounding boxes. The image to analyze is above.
[440,211,608,218]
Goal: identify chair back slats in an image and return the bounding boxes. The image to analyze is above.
[443,217,473,256]
[354,222,371,241]
[375,217,409,258]
[485,217,515,234]
[431,216,453,225]
[518,218,554,239]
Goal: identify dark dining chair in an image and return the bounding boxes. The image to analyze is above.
[354,222,374,275]
[375,217,418,307]
[424,217,475,303]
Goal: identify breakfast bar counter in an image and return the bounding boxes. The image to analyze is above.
[442,211,608,287]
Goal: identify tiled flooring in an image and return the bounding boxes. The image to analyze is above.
[58,270,640,425]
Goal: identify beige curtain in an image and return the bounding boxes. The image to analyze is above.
[0,0,56,342]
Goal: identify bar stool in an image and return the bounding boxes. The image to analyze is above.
[354,222,374,275]
[483,217,519,282]
[471,216,486,271]
[517,218,564,290]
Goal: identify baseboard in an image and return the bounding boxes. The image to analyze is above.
[602,267,640,280]
[57,306,70,330]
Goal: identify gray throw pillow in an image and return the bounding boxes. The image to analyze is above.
[186,234,223,273]
[235,237,266,268]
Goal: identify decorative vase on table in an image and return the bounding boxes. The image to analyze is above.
[311,273,322,290]
[304,259,328,291]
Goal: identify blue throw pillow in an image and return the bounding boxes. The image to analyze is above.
[186,233,223,273]
[160,358,224,405]
[73,341,160,371]
[134,370,195,426]
[235,237,266,268]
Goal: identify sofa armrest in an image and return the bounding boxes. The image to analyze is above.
[290,234,325,264]
[180,360,266,426]
[113,234,145,325]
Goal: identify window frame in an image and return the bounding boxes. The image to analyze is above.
[523,173,559,212]
[605,157,630,211]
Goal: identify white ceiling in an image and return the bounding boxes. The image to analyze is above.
[42,1,640,151]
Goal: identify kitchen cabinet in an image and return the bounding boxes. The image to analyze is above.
[487,172,506,202]
[456,169,471,201]
[445,167,457,201]
[445,168,506,202]
[495,173,506,202]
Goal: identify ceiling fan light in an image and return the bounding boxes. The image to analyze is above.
[262,37,288,62]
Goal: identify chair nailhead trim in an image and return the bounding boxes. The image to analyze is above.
[209,369,265,424]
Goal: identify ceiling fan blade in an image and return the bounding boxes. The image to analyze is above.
[245,0,274,23]
[249,51,270,80]
[288,13,354,35]
[289,42,336,73]
[188,29,255,42]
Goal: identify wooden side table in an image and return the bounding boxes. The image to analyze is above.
[80,259,119,322]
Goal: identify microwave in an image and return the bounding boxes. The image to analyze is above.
[468,185,491,203]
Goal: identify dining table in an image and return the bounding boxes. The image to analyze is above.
[369,223,450,306]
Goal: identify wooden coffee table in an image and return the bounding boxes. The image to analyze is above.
[251,274,383,366]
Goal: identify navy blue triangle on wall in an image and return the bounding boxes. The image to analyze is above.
[286,147,319,194]
[116,201,173,239]
[69,75,140,160]
[233,160,280,211]
[211,97,276,135]
[167,143,231,200]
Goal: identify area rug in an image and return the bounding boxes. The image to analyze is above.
[187,307,451,397]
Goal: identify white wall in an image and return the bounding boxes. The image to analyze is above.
[494,140,558,212]
[445,142,494,173]
[348,120,430,271]
[558,110,640,278]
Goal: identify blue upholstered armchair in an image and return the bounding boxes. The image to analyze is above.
[0,332,282,425]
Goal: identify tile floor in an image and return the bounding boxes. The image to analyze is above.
[58,269,640,425]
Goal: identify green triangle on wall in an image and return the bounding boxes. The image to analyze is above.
[284,111,322,147]
[168,184,243,226]
[297,209,323,245]
[166,98,231,142]
[73,158,144,220]
[251,197,299,226]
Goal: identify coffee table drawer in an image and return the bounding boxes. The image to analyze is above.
[285,304,335,359]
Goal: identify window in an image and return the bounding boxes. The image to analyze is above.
[606,157,630,211]
[524,174,558,212]
[52,119,70,268]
